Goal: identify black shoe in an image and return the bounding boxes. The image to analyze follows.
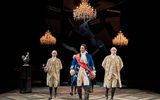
[54,93,57,98]
[79,97,82,100]
[48,96,52,100]
[70,92,73,96]
[74,91,77,94]
[105,95,108,100]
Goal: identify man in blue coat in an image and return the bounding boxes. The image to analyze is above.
[70,44,96,100]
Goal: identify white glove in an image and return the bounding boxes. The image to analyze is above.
[70,69,75,76]
[91,70,96,78]
[44,67,48,72]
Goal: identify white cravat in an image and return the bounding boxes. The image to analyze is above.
[80,51,88,64]
[111,54,116,58]
[52,57,56,61]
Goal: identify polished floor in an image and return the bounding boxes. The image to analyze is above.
[0,85,160,100]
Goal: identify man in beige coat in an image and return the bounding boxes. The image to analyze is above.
[102,47,123,100]
[44,50,62,100]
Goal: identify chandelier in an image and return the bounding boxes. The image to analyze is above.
[112,30,128,46]
[73,0,96,21]
[40,30,56,45]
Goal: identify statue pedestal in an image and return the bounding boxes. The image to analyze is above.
[20,64,32,93]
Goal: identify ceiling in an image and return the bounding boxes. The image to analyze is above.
[4,0,127,55]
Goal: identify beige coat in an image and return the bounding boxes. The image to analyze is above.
[102,55,123,88]
[45,58,62,87]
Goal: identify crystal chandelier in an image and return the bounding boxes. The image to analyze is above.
[112,30,128,46]
[73,0,96,21]
[40,30,56,45]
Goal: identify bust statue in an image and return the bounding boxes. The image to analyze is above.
[21,52,30,65]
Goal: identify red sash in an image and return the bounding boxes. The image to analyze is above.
[76,53,93,79]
